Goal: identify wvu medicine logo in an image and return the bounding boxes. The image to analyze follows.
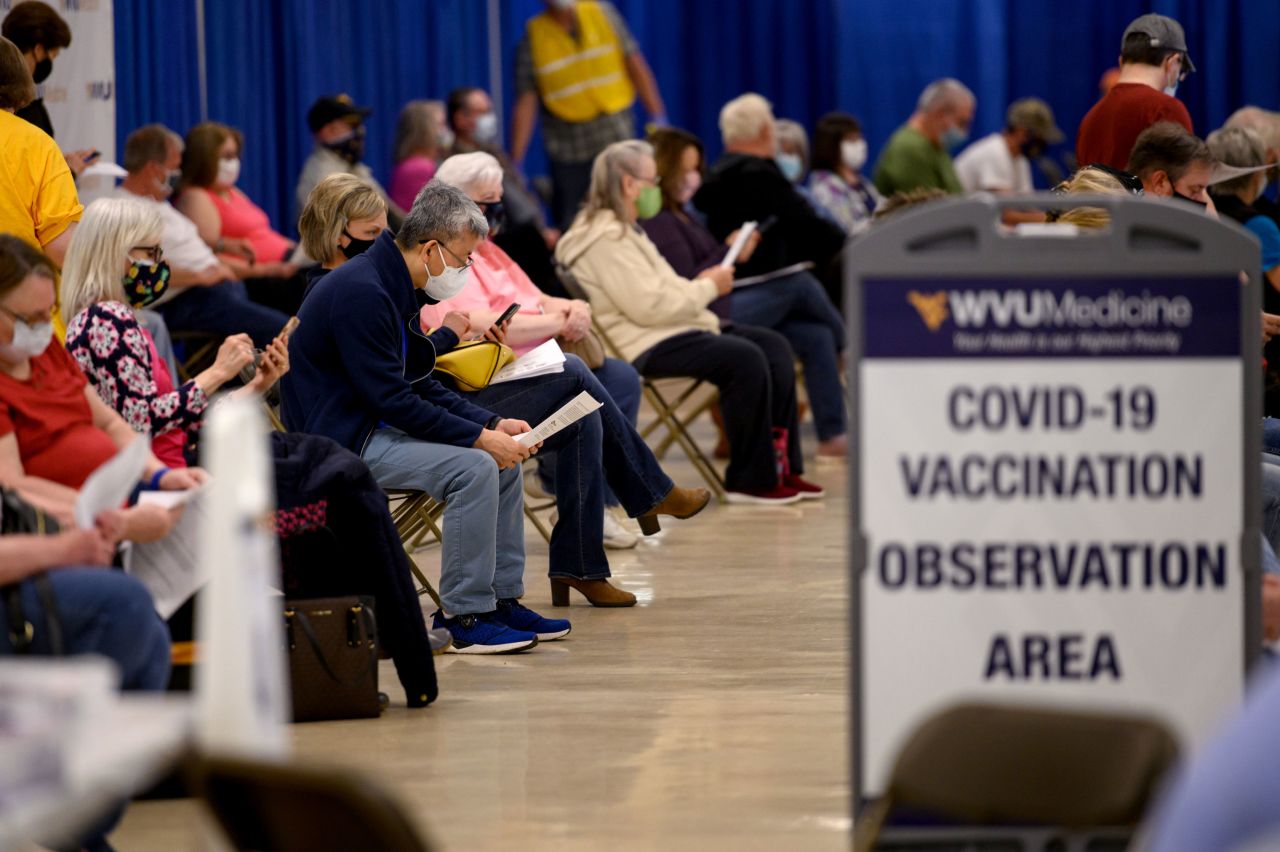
[907,290,949,332]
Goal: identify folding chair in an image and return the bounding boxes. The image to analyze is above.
[190,756,433,852]
[553,263,726,502]
[171,330,221,382]
[855,702,1179,852]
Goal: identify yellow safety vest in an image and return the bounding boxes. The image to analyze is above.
[527,1,636,123]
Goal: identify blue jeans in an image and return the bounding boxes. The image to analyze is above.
[156,280,290,347]
[538,356,642,506]
[0,568,171,852]
[1264,417,1280,456]
[362,430,526,615]
[729,269,847,441]
[469,355,674,580]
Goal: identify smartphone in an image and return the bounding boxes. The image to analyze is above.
[85,150,101,164]
[493,303,521,329]
[279,316,300,340]
[756,215,779,235]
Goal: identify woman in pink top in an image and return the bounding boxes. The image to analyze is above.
[389,100,446,212]
[175,122,305,314]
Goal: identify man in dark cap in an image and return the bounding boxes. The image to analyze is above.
[1076,13,1196,170]
[295,93,404,231]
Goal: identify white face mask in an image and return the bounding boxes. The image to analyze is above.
[217,157,241,187]
[423,243,471,302]
[841,138,868,172]
[474,112,499,144]
[1,317,54,361]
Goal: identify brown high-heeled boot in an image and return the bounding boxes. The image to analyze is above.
[636,486,712,536]
[550,577,637,607]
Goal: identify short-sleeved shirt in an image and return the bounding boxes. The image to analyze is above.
[0,109,82,251]
[873,125,964,197]
[954,133,1033,194]
[0,341,118,489]
[1245,215,1280,272]
[514,1,638,164]
[1076,83,1194,171]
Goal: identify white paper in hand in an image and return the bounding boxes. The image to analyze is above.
[720,221,758,269]
[73,437,150,529]
[516,391,603,447]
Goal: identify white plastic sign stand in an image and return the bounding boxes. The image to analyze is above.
[194,398,289,759]
[848,195,1262,818]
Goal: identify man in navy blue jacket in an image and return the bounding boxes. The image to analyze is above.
[282,182,568,655]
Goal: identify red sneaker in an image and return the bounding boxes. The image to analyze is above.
[783,474,826,500]
[725,484,803,505]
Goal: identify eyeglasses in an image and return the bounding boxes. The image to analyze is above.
[419,240,474,270]
[130,244,164,264]
[1173,52,1190,82]
[0,303,54,326]
[631,173,661,187]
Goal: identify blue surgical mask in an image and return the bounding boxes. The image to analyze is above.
[1164,82,1179,98]
[940,124,969,151]
[474,112,499,144]
[776,153,804,183]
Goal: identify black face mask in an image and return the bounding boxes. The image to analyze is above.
[340,229,378,259]
[32,56,52,84]
[326,128,366,165]
[1172,189,1207,209]
[482,201,506,235]
[1021,138,1046,159]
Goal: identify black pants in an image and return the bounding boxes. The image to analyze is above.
[156,280,288,348]
[549,157,594,231]
[635,325,801,491]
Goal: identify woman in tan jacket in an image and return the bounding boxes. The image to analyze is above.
[556,140,822,504]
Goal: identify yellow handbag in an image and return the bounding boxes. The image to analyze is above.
[432,337,515,392]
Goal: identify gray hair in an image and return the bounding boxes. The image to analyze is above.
[123,123,182,174]
[1207,126,1267,196]
[580,139,654,225]
[917,78,975,113]
[434,151,505,199]
[775,119,809,167]
[394,99,444,164]
[1224,106,1280,155]
[719,92,775,146]
[396,181,488,249]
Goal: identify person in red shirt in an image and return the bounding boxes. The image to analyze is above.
[1076,14,1195,170]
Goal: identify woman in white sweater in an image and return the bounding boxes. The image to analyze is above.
[556,140,822,504]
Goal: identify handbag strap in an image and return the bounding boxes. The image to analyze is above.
[284,603,378,686]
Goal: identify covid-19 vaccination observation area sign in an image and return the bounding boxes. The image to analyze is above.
[847,195,1262,812]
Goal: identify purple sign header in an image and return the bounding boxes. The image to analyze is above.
[861,276,1241,359]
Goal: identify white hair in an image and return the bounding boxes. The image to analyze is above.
[61,197,163,321]
[433,151,505,200]
[917,78,976,113]
[1224,106,1280,154]
[580,139,654,225]
[719,92,775,146]
[775,119,809,165]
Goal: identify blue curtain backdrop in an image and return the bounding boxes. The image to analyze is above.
[114,0,1280,232]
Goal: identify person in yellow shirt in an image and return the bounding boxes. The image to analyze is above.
[0,36,82,337]
[511,0,665,230]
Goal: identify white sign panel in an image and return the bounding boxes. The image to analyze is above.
[4,0,116,161]
[855,273,1249,799]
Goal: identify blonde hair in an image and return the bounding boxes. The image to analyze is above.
[719,93,774,146]
[1050,167,1128,230]
[434,152,504,199]
[61,197,163,321]
[577,139,654,227]
[298,173,388,264]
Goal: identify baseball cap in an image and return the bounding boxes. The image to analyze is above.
[307,93,372,133]
[1007,98,1064,144]
[1123,14,1196,74]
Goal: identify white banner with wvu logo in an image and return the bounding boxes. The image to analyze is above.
[7,0,116,162]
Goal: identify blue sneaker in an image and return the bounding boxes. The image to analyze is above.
[432,610,538,655]
[495,598,572,641]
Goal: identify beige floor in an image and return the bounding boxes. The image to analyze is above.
[111,435,851,851]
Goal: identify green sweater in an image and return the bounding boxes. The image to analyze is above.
[873,125,964,197]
